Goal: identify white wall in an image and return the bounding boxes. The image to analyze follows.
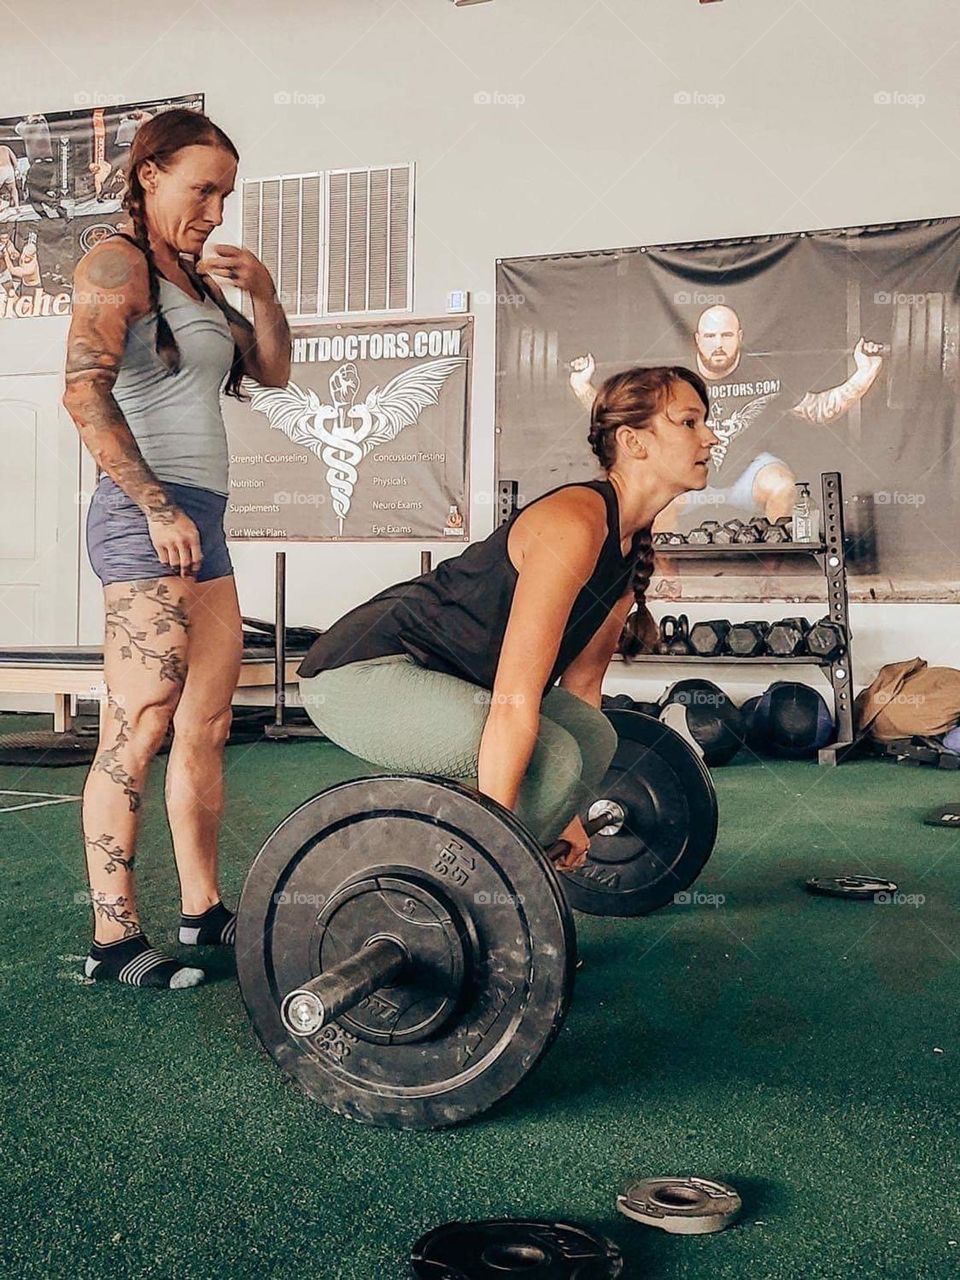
[6,0,960,700]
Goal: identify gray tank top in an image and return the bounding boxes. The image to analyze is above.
[112,273,235,495]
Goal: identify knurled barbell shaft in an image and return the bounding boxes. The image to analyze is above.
[281,936,408,1036]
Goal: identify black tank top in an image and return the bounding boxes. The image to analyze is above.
[297,480,643,694]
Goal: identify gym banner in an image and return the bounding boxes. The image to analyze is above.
[223,317,472,541]
[496,217,960,602]
[0,93,203,319]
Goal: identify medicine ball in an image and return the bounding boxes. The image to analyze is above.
[751,681,835,759]
[659,678,745,766]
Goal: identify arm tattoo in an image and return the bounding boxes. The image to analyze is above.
[64,290,177,521]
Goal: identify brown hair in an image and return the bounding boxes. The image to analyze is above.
[122,108,247,399]
[588,364,710,610]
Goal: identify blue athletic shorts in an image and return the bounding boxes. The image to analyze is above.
[86,476,234,586]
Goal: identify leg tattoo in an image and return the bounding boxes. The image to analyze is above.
[85,831,135,874]
[92,694,142,813]
[105,580,189,688]
[92,892,140,938]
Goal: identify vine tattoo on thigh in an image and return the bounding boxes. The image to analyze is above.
[105,580,189,687]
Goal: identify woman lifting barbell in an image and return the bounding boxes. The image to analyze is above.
[63,109,290,989]
[298,366,719,868]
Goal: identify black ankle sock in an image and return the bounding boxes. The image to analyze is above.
[178,901,236,946]
[85,933,204,989]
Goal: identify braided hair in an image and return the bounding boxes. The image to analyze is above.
[122,108,247,399]
[588,364,709,608]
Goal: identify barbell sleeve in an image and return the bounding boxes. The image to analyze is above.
[280,937,409,1037]
[546,805,622,863]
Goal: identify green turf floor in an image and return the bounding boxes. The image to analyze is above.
[1,717,958,1278]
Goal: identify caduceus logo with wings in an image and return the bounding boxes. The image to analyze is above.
[708,392,779,472]
[242,356,466,533]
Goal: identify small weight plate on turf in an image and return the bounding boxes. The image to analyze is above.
[562,711,719,917]
[924,805,960,827]
[237,775,577,1130]
[410,1218,624,1278]
[805,875,898,899]
[617,1177,741,1235]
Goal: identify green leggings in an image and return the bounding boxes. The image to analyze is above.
[299,654,618,847]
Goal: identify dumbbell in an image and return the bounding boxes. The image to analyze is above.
[689,620,730,657]
[658,614,691,655]
[737,517,768,542]
[725,621,770,657]
[805,618,846,661]
[766,617,811,657]
[653,531,671,546]
[713,520,745,545]
[740,518,768,543]
[762,517,793,544]
[687,521,721,545]
[665,531,688,547]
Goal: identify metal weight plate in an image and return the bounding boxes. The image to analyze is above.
[617,1177,741,1235]
[805,875,898,900]
[410,1219,624,1279]
[562,711,719,917]
[236,775,577,1130]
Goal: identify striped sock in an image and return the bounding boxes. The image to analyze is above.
[178,901,236,947]
[84,934,204,989]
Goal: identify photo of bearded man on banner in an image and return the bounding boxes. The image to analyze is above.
[569,302,885,526]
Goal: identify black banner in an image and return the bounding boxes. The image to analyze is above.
[496,217,960,601]
[0,94,203,319]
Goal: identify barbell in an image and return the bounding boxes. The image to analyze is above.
[236,711,718,1129]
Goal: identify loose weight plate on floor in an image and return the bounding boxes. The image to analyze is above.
[236,775,577,1130]
[410,1218,624,1278]
[563,711,719,917]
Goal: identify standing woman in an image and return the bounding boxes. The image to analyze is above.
[63,109,290,988]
